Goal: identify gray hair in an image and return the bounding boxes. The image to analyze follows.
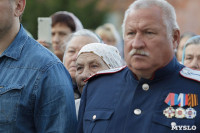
[122,0,179,39]
[66,29,101,48]
[182,35,200,63]
[63,29,102,63]
[185,36,200,47]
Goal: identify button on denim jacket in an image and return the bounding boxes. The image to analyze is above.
[0,25,77,133]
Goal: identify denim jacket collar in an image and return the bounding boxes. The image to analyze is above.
[1,24,28,60]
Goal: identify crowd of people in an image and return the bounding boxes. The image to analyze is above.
[0,0,200,132]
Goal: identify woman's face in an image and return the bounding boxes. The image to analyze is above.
[52,23,72,60]
[75,52,109,93]
[63,36,98,82]
[177,36,190,62]
[184,44,200,70]
[101,35,116,46]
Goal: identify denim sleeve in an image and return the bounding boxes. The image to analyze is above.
[34,62,77,133]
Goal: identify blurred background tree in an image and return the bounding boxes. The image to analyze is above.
[22,0,109,39]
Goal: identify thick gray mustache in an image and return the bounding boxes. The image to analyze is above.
[129,49,149,56]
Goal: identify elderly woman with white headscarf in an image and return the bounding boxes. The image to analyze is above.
[75,43,123,117]
[76,43,123,93]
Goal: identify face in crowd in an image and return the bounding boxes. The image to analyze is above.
[123,5,179,79]
[176,36,190,62]
[76,52,109,93]
[0,0,25,40]
[51,11,83,61]
[176,33,196,62]
[184,44,200,70]
[95,23,118,46]
[182,36,200,70]
[75,43,123,93]
[52,22,73,61]
[63,36,98,82]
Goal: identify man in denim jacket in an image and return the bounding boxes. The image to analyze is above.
[0,0,77,132]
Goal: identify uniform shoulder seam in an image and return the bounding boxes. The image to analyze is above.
[180,67,200,82]
[85,66,127,82]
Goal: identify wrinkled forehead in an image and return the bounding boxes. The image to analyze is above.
[185,44,200,56]
[186,43,200,50]
[76,52,105,64]
[125,7,165,28]
[130,5,163,20]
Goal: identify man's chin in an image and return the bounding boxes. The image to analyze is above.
[128,64,149,71]
[130,56,148,63]
[54,51,64,56]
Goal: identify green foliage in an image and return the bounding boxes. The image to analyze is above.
[22,0,109,39]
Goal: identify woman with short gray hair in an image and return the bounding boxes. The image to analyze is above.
[182,35,200,70]
[63,29,101,99]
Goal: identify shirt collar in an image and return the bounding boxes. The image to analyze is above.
[1,24,28,60]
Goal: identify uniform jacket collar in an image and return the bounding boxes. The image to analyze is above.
[152,57,181,80]
[130,57,182,81]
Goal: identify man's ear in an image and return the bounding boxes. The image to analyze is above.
[172,29,180,50]
[14,0,26,17]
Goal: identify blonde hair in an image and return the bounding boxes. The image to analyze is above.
[95,23,120,46]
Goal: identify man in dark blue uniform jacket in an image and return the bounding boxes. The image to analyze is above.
[77,0,200,133]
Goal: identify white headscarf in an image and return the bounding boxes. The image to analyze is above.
[77,43,123,69]
[52,11,83,31]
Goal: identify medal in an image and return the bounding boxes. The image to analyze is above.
[163,93,177,118]
[163,106,175,118]
[164,93,198,119]
[165,93,179,106]
[185,107,196,119]
[175,107,185,118]
[178,93,188,107]
[188,94,198,107]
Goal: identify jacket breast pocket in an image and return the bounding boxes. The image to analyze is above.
[151,113,195,133]
[83,110,114,133]
[0,84,23,124]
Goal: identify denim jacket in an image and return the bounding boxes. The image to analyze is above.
[0,25,77,132]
